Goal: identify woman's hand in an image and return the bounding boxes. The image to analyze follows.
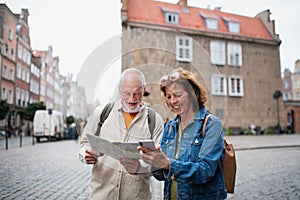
[137,146,170,170]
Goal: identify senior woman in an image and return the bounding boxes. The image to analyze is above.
[138,68,227,200]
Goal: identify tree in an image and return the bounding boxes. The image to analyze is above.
[66,115,75,126]
[0,100,10,120]
[18,102,46,121]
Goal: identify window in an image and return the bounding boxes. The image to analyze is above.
[228,22,240,33]
[8,29,12,40]
[3,65,7,78]
[294,80,299,88]
[11,49,15,61]
[18,45,22,59]
[10,69,14,81]
[296,92,300,100]
[8,90,13,104]
[26,70,30,83]
[16,88,20,105]
[176,36,193,62]
[228,76,244,97]
[223,17,240,33]
[4,44,8,56]
[227,43,242,66]
[165,13,179,24]
[200,13,218,30]
[211,74,227,95]
[210,41,225,65]
[2,88,6,100]
[17,64,22,78]
[22,68,26,81]
[23,49,27,62]
[161,7,179,24]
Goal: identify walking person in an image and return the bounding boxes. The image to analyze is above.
[79,68,164,199]
[138,68,227,199]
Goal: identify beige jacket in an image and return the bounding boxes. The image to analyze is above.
[79,100,164,200]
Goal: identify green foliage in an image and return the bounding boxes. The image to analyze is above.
[224,128,233,136]
[0,100,10,120]
[265,128,273,135]
[245,128,252,135]
[66,116,75,126]
[18,102,46,121]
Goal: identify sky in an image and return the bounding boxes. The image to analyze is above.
[2,0,300,104]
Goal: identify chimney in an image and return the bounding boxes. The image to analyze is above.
[121,0,128,22]
[177,0,187,7]
[214,7,221,11]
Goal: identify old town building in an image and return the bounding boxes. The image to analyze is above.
[121,0,283,131]
[283,60,300,133]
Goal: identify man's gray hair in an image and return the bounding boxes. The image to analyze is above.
[118,68,146,88]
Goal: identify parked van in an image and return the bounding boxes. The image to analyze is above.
[33,110,65,142]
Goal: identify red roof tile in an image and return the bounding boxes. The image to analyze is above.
[127,0,274,40]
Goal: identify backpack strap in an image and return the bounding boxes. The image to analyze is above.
[201,114,211,138]
[95,102,115,136]
[148,107,156,139]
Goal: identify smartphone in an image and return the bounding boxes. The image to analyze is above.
[139,140,156,151]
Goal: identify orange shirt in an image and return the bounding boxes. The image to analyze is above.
[123,112,138,130]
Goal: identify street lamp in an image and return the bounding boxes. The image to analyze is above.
[273,90,282,134]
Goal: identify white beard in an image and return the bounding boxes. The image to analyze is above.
[122,102,143,113]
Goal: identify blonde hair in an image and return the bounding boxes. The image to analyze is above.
[160,68,207,109]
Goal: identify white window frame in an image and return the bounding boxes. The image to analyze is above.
[200,13,218,30]
[8,29,13,40]
[9,69,14,81]
[17,64,22,78]
[165,12,179,24]
[176,36,193,62]
[210,41,225,65]
[3,65,7,78]
[2,88,6,100]
[18,45,22,59]
[294,80,299,88]
[211,74,227,96]
[205,18,218,30]
[228,76,244,97]
[227,43,242,67]
[8,90,13,104]
[228,21,240,33]
[16,88,20,105]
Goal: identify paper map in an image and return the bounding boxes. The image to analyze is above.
[86,133,141,160]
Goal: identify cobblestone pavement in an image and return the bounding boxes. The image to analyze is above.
[227,147,300,200]
[0,140,91,200]
[0,135,299,199]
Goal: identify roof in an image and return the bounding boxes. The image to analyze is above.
[126,0,274,41]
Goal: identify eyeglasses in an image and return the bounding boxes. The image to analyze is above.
[120,91,143,98]
[159,71,181,86]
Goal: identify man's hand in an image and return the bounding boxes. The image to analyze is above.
[119,158,140,175]
[85,149,103,165]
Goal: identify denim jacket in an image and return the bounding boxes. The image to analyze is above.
[152,107,227,200]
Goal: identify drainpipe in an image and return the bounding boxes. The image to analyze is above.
[126,25,130,68]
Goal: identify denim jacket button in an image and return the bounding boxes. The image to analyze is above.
[195,139,199,144]
[170,175,175,180]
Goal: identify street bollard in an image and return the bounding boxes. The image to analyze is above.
[32,134,35,146]
[20,133,22,147]
[5,131,8,150]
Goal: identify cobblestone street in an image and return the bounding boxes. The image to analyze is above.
[0,139,91,199]
[0,135,300,199]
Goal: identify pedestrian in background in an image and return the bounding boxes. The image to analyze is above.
[79,68,164,199]
[139,68,227,199]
